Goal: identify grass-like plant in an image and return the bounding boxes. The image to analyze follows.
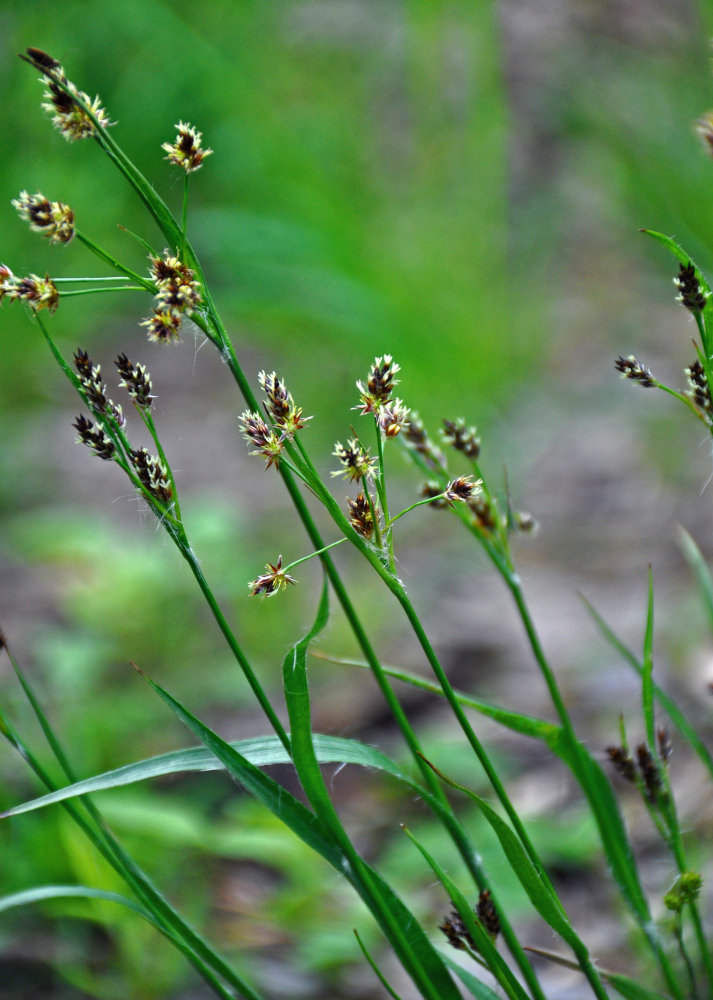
[2,48,713,1000]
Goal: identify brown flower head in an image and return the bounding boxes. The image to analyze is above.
[249,555,296,596]
[28,51,113,141]
[332,439,377,482]
[346,492,377,539]
[73,414,115,460]
[162,122,213,173]
[0,271,59,313]
[444,475,482,506]
[258,370,311,439]
[442,417,481,460]
[239,410,284,469]
[12,190,75,244]
[115,353,154,409]
[674,263,709,313]
[356,354,400,415]
[129,448,173,504]
[614,355,656,388]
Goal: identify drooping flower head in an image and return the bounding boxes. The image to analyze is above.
[23,48,113,141]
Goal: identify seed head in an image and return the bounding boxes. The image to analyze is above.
[12,190,75,244]
[115,353,154,409]
[356,354,400,415]
[444,475,482,506]
[636,743,663,802]
[332,439,377,482]
[420,481,449,509]
[614,355,656,388]
[29,51,113,141]
[73,414,115,460]
[674,263,709,313]
[162,122,213,173]
[469,495,499,531]
[0,270,59,313]
[442,417,481,460]
[346,492,376,539]
[258,370,311,438]
[140,307,183,344]
[685,359,712,420]
[377,397,410,438]
[249,555,296,597]
[606,745,637,783]
[129,448,173,503]
[657,727,673,763]
[439,910,473,952]
[476,890,500,940]
[239,410,284,469]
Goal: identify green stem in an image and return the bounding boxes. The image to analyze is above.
[177,543,291,754]
[75,231,154,288]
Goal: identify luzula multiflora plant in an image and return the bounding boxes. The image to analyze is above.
[2,47,713,1000]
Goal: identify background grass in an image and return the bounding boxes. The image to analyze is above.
[3,1,713,998]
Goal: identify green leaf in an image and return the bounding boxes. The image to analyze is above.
[582,589,713,783]
[642,569,655,751]
[0,884,159,928]
[0,735,427,819]
[281,581,463,1000]
[440,952,503,1000]
[402,825,530,1000]
[606,971,670,1000]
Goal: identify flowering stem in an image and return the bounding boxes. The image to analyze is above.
[181,173,189,257]
[58,285,147,297]
[386,494,447,527]
[283,537,348,573]
[75,231,154,288]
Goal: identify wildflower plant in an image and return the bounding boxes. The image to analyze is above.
[2,46,713,1000]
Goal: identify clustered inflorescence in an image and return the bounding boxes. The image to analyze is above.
[606,727,672,804]
[25,47,113,142]
[11,190,75,244]
[616,262,713,426]
[141,251,203,344]
[439,890,501,953]
[0,266,58,313]
[161,121,213,173]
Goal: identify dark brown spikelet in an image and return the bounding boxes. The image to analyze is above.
[439,910,473,951]
[477,890,500,939]
[346,492,375,539]
[129,448,173,503]
[614,355,656,388]
[0,628,7,651]
[675,263,709,313]
[685,359,713,418]
[606,745,637,783]
[421,481,448,509]
[636,743,663,801]
[442,417,481,459]
[24,48,62,72]
[73,414,115,460]
[469,495,498,531]
[115,353,153,409]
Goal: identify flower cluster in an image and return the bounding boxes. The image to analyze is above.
[443,475,482,507]
[614,355,656,388]
[129,447,173,504]
[0,266,59,313]
[12,190,75,244]
[356,355,410,436]
[346,492,377,539]
[439,891,500,952]
[73,414,115,460]
[258,370,310,439]
[442,417,481,460]
[239,410,284,469]
[74,349,125,428]
[248,555,296,597]
[606,729,671,803]
[24,48,113,142]
[332,439,377,482]
[685,359,713,421]
[115,353,154,409]
[141,251,202,344]
[162,122,212,173]
[674,262,710,313]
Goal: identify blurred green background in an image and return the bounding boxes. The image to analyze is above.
[4,1,713,998]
